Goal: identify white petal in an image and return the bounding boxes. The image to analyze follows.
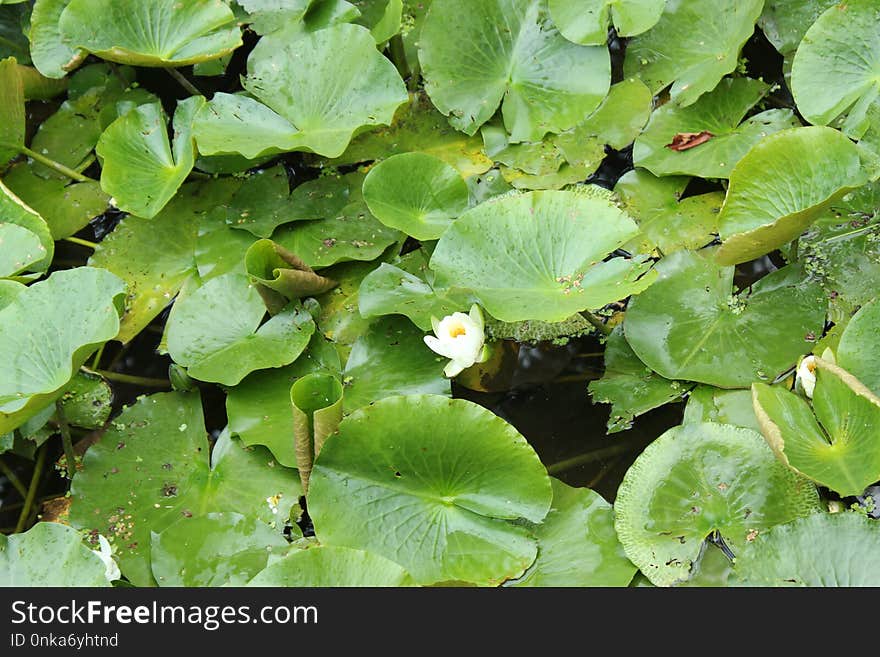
[444,360,466,377]
[796,356,817,399]
[424,335,458,360]
[94,535,121,582]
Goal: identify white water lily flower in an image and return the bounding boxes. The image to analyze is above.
[93,534,121,582]
[796,355,817,399]
[424,304,489,378]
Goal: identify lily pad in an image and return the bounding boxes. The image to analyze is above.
[97,98,203,219]
[225,165,293,238]
[624,249,826,388]
[166,272,315,386]
[759,0,838,58]
[419,0,610,141]
[715,126,868,265]
[431,189,656,323]
[0,267,124,435]
[29,0,85,78]
[589,327,687,434]
[309,394,552,585]
[58,0,242,67]
[683,386,760,433]
[548,0,665,45]
[150,512,289,587]
[3,164,108,239]
[633,77,798,179]
[59,370,113,430]
[248,545,413,586]
[753,358,880,497]
[731,513,880,586]
[791,0,880,141]
[615,422,820,586]
[227,333,341,468]
[0,180,54,279]
[0,521,110,586]
[330,92,493,177]
[90,178,242,343]
[837,298,880,396]
[614,169,723,255]
[623,0,763,106]
[508,478,637,587]
[342,316,450,412]
[362,152,469,240]
[69,393,302,586]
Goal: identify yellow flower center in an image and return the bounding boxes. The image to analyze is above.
[448,323,467,338]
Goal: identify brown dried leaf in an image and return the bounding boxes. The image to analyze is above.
[665,131,714,151]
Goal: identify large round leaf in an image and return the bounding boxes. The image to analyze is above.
[166,272,315,386]
[715,126,868,265]
[196,24,407,159]
[548,0,665,45]
[753,358,880,497]
[419,0,610,140]
[150,512,289,587]
[0,522,110,586]
[248,546,413,586]
[837,298,880,396]
[69,392,302,587]
[623,0,763,106]
[0,267,124,434]
[624,249,826,388]
[508,478,637,587]
[96,98,202,219]
[309,395,552,585]
[633,77,798,179]
[0,179,53,278]
[29,0,85,78]
[758,0,838,58]
[58,0,241,67]
[614,422,820,586]
[362,152,469,240]
[731,513,880,586]
[430,189,656,323]
[791,0,880,140]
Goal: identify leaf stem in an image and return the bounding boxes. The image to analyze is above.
[75,154,96,174]
[18,146,95,184]
[91,344,105,370]
[63,236,99,250]
[546,438,642,476]
[164,67,203,97]
[0,457,28,498]
[56,401,77,480]
[579,310,612,336]
[94,370,172,388]
[14,443,48,533]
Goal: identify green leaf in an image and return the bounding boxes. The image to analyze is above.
[731,513,880,586]
[166,272,315,386]
[330,92,493,177]
[615,422,820,586]
[753,358,880,497]
[227,333,341,468]
[0,4,30,64]
[791,0,880,140]
[225,165,293,238]
[59,370,112,430]
[508,478,637,587]
[29,0,85,78]
[69,392,302,586]
[683,386,760,433]
[3,164,108,239]
[614,168,723,256]
[363,152,469,240]
[245,239,337,314]
[623,0,763,106]
[419,0,610,140]
[59,0,242,67]
[151,512,289,586]
[342,316,450,412]
[759,0,838,58]
[237,0,314,34]
[633,77,799,179]
[837,297,880,396]
[97,98,203,219]
[292,371,344,493]
[314,259,379,358]
[248,545,413,586]
[0,267,124,434]
[89,178,241,343]
[0,522,110,586]
[624,249,826,388]
[0,179,54,278]
[353,0,403,43]
[309,394,552,585]
[548,0,665,45]
[431,189,656,322]
[716,126,868,265]
[589,327,687,433]
[0,56,24,165]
